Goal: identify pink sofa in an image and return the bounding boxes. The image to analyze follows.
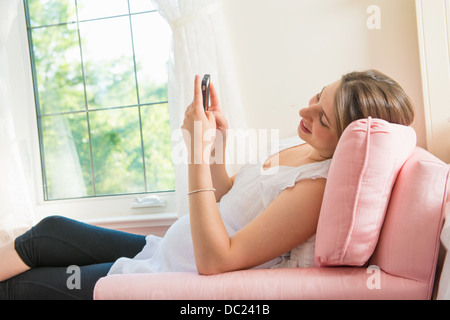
[94,120,450,299]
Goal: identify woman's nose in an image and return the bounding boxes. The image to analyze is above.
[299,107,310,118]
[300,104,320,118]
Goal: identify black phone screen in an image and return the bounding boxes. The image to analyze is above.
[202,74,210,111]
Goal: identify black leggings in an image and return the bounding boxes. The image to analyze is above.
[0,216,146,300]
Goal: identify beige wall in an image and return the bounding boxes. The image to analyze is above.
[221,0,426,148]
[416,0,450,163]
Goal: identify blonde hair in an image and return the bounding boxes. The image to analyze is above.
[334,70,415,137]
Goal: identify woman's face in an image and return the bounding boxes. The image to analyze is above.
[298,80,340,159]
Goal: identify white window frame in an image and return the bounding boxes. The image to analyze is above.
[13,1,177,230]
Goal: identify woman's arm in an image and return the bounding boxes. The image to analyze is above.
[182,76,326,275]
[218,177,326,273]
[182,75,231,273]
[209,163,235,202]
[191,175,326,275]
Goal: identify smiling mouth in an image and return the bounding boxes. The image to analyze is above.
[300,119,311,134]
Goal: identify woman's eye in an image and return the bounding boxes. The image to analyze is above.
[320,116,328,127]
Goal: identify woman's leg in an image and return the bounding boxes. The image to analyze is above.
[0,215,147,299]
[14,215,146,269]
[1,263,113,300]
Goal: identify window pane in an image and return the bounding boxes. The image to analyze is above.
[132,12,171,104]
[129,0,156,13]
[26,0,173,201]
[42,114,94,199]
[89,108,145,195]
[32,23,85,114]
[27,0,77,27]
[79,16,138,109]
[77,0,129,21]
[141,103,175,191]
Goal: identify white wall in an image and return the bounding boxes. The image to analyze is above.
[221,0,426,148]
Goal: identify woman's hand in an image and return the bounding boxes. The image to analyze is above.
[208,81,228,164]
[208,82,228,139]
[182,75,217,164]
[182,75,233,200]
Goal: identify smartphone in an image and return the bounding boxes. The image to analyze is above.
[202,74,211,111]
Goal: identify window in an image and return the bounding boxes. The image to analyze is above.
[24,0,174,201]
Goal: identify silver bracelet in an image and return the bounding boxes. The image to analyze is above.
[188,188,216,195]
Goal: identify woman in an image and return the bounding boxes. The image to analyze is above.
[0,70,415,299]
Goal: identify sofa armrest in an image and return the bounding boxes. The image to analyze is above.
[94,267,430,300]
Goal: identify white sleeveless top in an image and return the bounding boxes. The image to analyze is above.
[108,136,331,275]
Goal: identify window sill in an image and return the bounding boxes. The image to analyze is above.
[83,212,178,237]
[34,192,177,225]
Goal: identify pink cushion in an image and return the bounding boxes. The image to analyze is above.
[314,117,416,267]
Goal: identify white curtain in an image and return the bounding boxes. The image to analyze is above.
[151,0,247,217]
[0,0,36,245]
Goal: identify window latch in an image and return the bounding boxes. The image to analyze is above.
[131,195,167,209]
